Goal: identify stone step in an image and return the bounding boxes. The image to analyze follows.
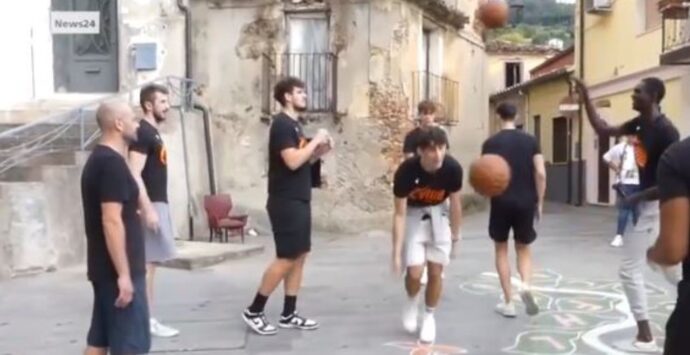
[160,241,265,270]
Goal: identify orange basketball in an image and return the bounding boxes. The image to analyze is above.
[469,154,511,197]
[478,0,510,29]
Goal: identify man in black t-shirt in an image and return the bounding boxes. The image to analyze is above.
[574,77,682,350]
[129,84,179,338]
[403,100,442,158]
[81,101,150,355]
[647,137,690,355]
[392,127,463,344]
[482,103,546,319]
[242,77,333,336]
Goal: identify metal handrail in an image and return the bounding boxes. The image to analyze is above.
[0,76,197,175]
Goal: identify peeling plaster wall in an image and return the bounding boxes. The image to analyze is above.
[119,0,186,89]
[193,0,488,232]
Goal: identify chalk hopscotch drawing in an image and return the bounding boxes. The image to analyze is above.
[384,341,468,355]
[459,269,674,355]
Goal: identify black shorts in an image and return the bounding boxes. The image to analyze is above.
[489,202,537,244]
[87,275,150,354]
[664,281,690,355]
[267,196,311,259]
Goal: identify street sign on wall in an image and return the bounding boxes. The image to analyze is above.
[50,11,100,34]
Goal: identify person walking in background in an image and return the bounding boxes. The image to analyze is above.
[603,135,640,247]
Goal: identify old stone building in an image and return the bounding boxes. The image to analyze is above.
[191,0,490,230]
[0,0,490,277]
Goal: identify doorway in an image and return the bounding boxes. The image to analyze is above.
[52,0,119,93]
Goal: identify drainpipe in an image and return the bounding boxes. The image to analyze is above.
[577,0,585,206]
[177,0,219,241]
[567,82,573,204]
[194,103,217,195]
[177,0,192,82]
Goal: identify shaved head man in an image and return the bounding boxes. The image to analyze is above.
[81,101,151,355]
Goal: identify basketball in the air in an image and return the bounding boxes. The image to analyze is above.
[469,154,511,197]
[477,0,510,29]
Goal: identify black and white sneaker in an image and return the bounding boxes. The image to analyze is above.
[278,311,319,330]
[242,309,278,335]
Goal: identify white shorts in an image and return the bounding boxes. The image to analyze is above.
[404,219,451,267]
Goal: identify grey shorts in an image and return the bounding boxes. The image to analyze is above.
[144,202,177,263]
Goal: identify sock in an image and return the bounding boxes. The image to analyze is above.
[248,293,269,314]
[425,306,435,315]
[282,295,297,317]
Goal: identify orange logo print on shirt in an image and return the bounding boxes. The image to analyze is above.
[409,187,445,205]
[633,142,647,168]
[159,146,168,166]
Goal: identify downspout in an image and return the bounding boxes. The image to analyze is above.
[177,0,218,239]
[177,0,192,82]
[194,103,217,195]
[577,0,585,206]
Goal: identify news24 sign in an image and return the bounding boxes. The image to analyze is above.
[51,11,100,34]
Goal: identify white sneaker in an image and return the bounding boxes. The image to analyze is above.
[419,312,436,344]
[632,339,660,352]
[495,302,517,318]
[402,295,420,333]
[610,235,623,247]
[150,318,180,338]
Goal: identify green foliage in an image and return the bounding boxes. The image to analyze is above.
[486,0,574,47]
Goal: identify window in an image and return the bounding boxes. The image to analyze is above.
[505,62,523,88]
[553,117,568,163]
[644,0,662,31]
[286,13,334,112]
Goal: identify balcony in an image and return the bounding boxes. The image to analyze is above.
[411,71,460,125]
[660,0,690,65]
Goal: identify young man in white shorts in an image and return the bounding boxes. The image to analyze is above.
[391,127,463,344]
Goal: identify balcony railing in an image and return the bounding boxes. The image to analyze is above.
[660,0,690,64]
[261,52,338,115]
[411,71,460,125]
[282,53,337,113]
[261,53,277,117]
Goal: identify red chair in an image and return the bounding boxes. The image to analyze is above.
[203,194,248,243]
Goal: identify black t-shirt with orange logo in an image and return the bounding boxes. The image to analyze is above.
[621,115,679,190]
[393,155,463,207]
[268,113,312,201]
[130,119,168,203]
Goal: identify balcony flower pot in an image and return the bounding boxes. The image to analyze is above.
[659,0,689,19]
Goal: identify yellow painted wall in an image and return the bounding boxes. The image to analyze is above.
[527,78,580,163]
[487,54,552,94]
[579,0,662,85]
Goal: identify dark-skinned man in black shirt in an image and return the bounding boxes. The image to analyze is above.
[574,77,682,351]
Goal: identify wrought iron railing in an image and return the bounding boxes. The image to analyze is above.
[411,71,460,125]
[282,53,337,113]
[661,2,690,54]
[261,53,278,117]
[0,76,195,176]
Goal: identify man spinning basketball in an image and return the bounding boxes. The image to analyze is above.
[574,77,681,351]
[391,127,463,344]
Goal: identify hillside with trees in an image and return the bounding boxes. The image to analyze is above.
[486,0,575,48]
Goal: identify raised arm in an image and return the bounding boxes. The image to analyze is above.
[572,78,626,137]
